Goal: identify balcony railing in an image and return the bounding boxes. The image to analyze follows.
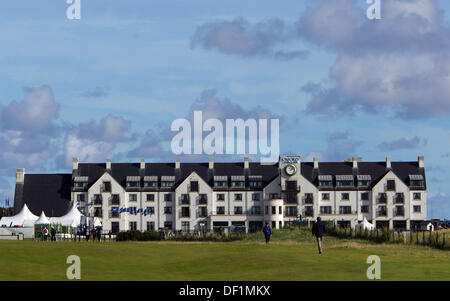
[282,183,301,192]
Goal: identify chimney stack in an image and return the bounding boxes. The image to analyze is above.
[175,158,180,169]
[313,157,319,169]
[418,156,424,168]
[244,157,249,169]
[16,168,25,184]
[209,158,214,169]
[72,158,79,171]
[106,158,111,170]
[140,158,145,169]
[352,157,358,169]
[386,157,391,169]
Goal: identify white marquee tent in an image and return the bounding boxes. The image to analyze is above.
[356,217,376,231]
[49,205,83,227]
[0,204,38,227]
[34,211,50,225]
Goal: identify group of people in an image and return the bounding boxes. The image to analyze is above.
[262,217,327,254]
[42,226,56,241]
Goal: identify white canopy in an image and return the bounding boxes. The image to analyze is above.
[49,205,83,227]
[93,217,102,227]
[0,204,38,227]
[34,211,50,225]
[356,217,376,231]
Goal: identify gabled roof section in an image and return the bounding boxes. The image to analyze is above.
[21,174,72,216]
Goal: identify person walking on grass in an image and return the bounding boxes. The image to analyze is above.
[312,217,326,254]
[262,223,272,244]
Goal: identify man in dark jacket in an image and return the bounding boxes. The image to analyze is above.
[262,223,272,244]
[312,217,326,254]
[50,227,56,241]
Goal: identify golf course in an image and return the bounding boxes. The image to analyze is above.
[0,229,448,281]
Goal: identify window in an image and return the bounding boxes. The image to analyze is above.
[231,177,245,188]
[214,180,228,188]
[395,206,404,216]
[304,206,313,216]
[217,193,225,201]
[147,222,155,231]
[249,180,263,188]
[181,221,190,232]
[216,206,225,215]
[234,193,243,201]
[111,222,119,234]
[199,207,207,217]
[161,181,175,188]
[320,206,331,214]
[285,194,297,204]
[234,206,243,215]
[318,176,333,187]
[378,193,387,203]
[279,206,282,214]
[339,206,351,214]
[199,194,207,204]
[250,206,261,215]
[127,181,140,188]
[181,194,190,205]
[144,180,158,188]
[76,194,85,202]
[269,193,279,199]
[181,207,190,218]
[94,194,102,205]
[272,206,276,214]
[361,205,369,213]
[410,180,424,188]
[164,221,172,230]
[190,181,199,192]
[146,207,155,215]
[395,193,404,203]
[304,193,313,204]
[265,206,269,214]
[341,193,349,200]
[164,207,172,214]
[336,180,354,187]
[285,206,297,217]
[322,193,330,201]
[111,207,119,218]
[413,193,421,200]
[164,194,172,202]
[413,205,421,213]
[146,194,154,202]
[103,181,111,192]
[358,180,371,187]
[285,180,298,190]
[129,222,137,231]
[387,180,396,191]
[378,206,387,216]
[94,207,102,217]
[361,192,369,201]
[252,193,260,201]
[111,194,120,205]
[129,194,137,202]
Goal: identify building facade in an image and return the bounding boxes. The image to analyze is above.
[13,155,427,232]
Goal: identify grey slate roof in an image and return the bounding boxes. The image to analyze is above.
[14,160,426,215]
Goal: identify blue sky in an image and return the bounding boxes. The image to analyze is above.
[0,0,449,219]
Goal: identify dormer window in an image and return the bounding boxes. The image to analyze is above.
[357,175,371,188]
[231,176,245,188]
[73,176,88,189]
[126,176,141,188]
[249,175,263,188]
[318,175,333,187]
[214,176,228,188]
[409,175,424,188]
[143,176,158,188]
[161,176,175,188]
[336,175,354,187]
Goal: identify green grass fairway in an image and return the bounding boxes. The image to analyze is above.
[1,238,449,281]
